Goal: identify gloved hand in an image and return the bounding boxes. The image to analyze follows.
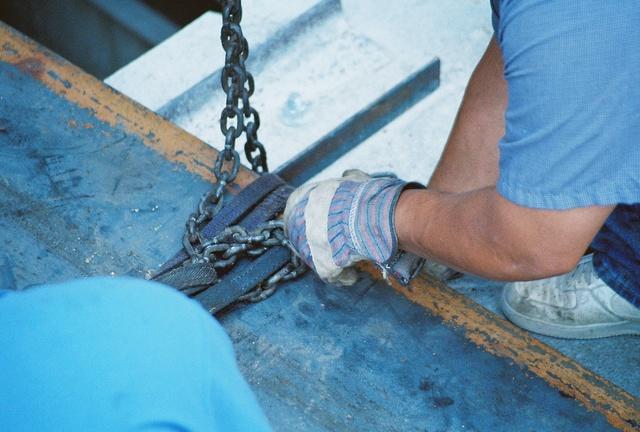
[283,170,424,285]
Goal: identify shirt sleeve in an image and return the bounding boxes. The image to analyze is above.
[490,0,500,33]
[494,0,640,209]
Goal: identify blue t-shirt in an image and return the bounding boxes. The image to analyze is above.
[491,0,640,209]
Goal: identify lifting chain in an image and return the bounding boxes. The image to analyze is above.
[182,0,305,304]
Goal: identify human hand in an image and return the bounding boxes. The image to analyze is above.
[284,170,424,285]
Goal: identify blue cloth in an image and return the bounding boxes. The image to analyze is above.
[491,0,640,209]
[0,277,272,432]
[491,1,639,305]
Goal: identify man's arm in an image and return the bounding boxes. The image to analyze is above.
[397,36,614,281]
[428,37,505,194]
[395,187,613,281]
[284,31,618,284]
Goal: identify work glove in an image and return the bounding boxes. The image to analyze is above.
[283,170,425,286]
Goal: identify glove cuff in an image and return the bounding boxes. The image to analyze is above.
[347,179,425,285]
[333,178,421,264]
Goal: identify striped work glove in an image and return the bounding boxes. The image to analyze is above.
[283,170,425,286]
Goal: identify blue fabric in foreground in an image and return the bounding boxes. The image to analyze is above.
[0,277,272,432]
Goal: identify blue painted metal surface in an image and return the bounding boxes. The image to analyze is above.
[222,271,618,431]
[0,53,624,430]
[450,275,640,399]
[0,60,208,285]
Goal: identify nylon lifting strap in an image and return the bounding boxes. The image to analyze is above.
[155,173,286,276]
[152,174,294,312]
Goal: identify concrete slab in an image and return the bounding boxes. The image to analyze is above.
[107,0,442,172]
[106,0,322,111]
[314,0,493,182]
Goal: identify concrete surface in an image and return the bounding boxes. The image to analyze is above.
[106,1,322,111]
[317,0,492,182]
[107,0,444,172]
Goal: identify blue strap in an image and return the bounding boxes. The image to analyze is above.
[198,246,292,313]
[241,184,293,229]
[194,184,293,312]
[201,175,287,237]
[155,174,285,277]
[153,174,294,313]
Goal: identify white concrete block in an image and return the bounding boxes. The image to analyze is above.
[173,8,438,170]
[105,0,322,111]
[315,0,493,184]
[106,1,492,182]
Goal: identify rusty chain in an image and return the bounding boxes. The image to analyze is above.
[182,0,305,305]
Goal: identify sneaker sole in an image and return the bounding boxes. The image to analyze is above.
[500,288,640,340]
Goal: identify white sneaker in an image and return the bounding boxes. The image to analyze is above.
[501,254,640,339]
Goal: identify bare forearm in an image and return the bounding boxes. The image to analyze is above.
[395,187,613,281]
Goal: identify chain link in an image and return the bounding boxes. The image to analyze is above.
[181,0,305,307]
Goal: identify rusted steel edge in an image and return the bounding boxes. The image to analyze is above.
[358,262,640,431]
[2,21,637,432]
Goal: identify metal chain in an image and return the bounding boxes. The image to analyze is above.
[182,0,305,305]
[219,0,268,174]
